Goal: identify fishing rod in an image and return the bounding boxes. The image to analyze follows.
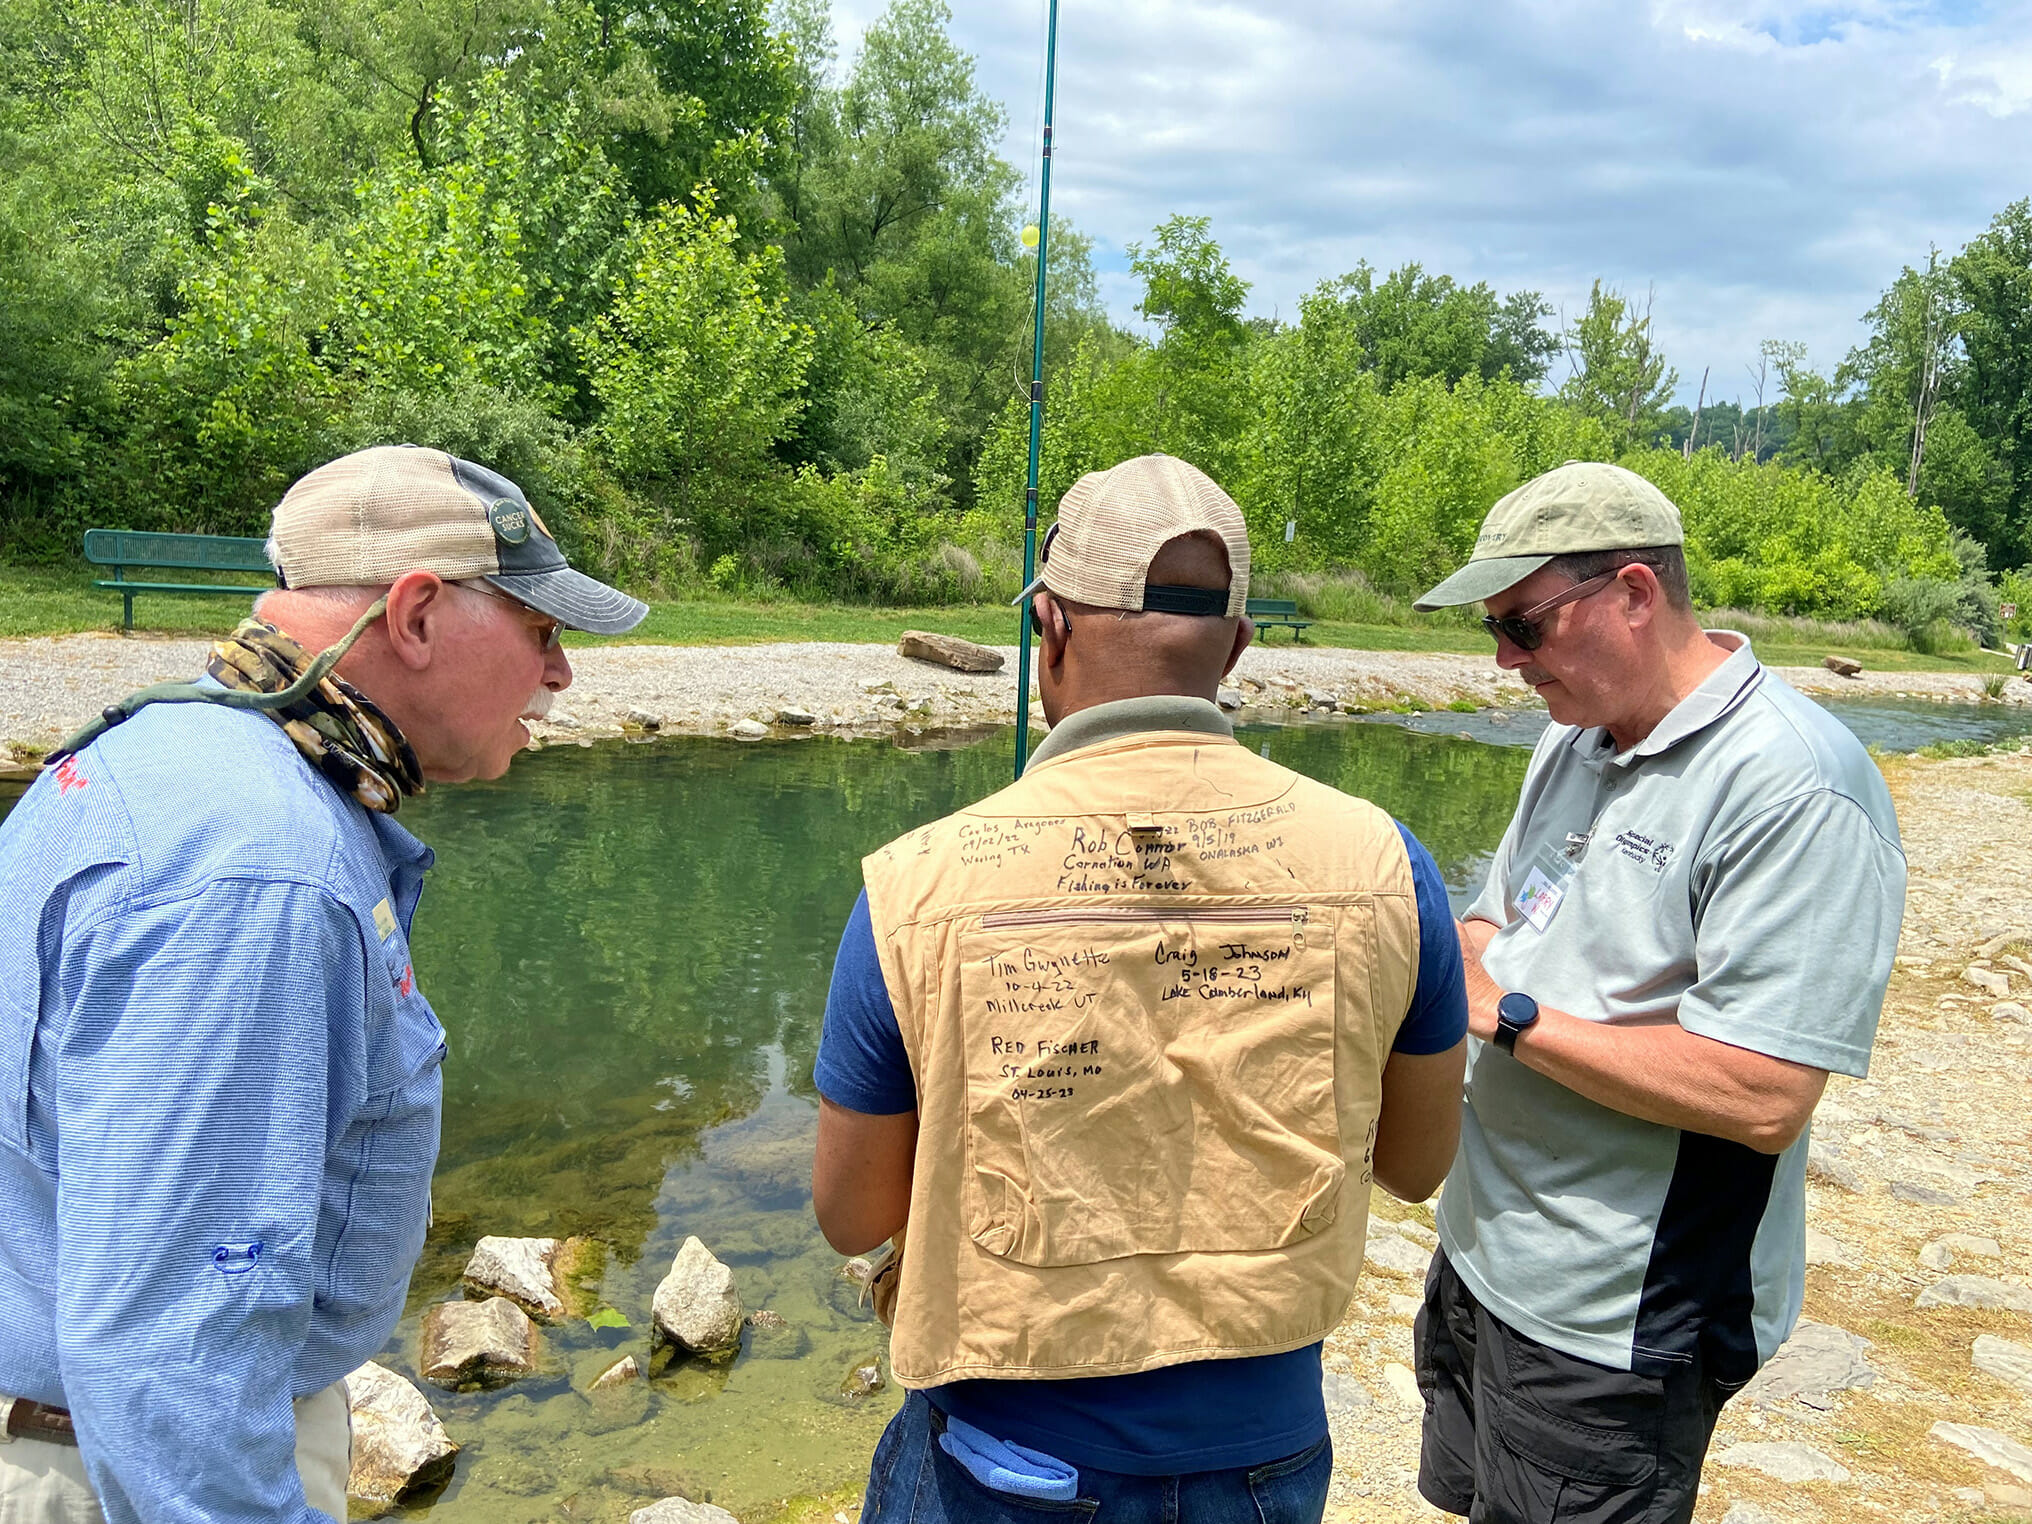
[1012,0,1059,780]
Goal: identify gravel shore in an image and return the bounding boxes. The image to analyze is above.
[2,629,2023,770]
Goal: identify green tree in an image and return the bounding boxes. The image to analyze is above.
[585,192,812,552]
[1305,262,1556,390]
[1558,281,1678,451]
[1948,201,2032,564]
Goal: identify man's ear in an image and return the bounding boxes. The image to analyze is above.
[1223,616,1254,679]
[382,570,451,671]
[1619,565,1662,630]
[1035,592,1070,666]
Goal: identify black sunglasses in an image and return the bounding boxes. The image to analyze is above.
[1480,572,1618,651]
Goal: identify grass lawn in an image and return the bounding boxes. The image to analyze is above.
[2,562,2013,674]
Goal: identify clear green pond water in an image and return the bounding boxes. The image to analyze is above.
[0,695,2024,1520]
[380,721,1526,1521]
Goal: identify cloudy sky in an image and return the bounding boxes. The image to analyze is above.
[827,0,2032,404]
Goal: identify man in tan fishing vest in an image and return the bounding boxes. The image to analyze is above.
[813,454,1469,1523]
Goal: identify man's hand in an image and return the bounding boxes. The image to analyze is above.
[1456,917,1504,1042]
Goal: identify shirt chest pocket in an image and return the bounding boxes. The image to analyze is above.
[953,903,1343,1268]
[364,933,446,1104]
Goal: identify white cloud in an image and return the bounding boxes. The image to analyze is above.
[829,1,2032,401]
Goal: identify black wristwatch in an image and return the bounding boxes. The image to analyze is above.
[1494,991,1540,1054]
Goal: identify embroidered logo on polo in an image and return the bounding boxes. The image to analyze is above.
[54,757,87,795]
[1610,828,1676,872]
[489,498,532,545]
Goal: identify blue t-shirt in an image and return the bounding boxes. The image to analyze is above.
[814,822,1467,1475]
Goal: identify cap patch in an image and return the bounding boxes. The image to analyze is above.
[489,498,532,545]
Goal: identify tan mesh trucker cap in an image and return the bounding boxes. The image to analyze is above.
[1012,454,1251,618]
[1413,462,1684,611]
[269,445,646,634]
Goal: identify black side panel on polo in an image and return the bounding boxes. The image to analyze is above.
[1631,1130,1779,1384]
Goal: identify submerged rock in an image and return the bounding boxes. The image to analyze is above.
[839,1355,885,1400]
[653,1236,745,1354]
[898,631,1004,673]
[420,1297,539,1389]
[590,1355,642,1392]
[745,1309,788,1330]
[344,1361,459,1504]
[631,1499,741,1524]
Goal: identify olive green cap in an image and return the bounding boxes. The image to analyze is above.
[1413,462,1685,611]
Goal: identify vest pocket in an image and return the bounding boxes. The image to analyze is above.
[957,904,1343,1267]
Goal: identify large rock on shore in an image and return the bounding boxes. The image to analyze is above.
[420,1297,540,1388]
[898,631,1004,673]
[652,1236,745,1354]
[461,1235,595,1322]
[344,1361,459,1503]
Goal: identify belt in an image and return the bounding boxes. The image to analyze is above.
[1,1397,77,1446]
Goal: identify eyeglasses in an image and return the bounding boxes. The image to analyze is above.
[1480,572,1618,651]
[457,582,564,651]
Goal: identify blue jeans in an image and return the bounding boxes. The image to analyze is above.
[861,1391,1334,1524]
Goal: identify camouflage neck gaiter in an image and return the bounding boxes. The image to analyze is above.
[208,617,425,813]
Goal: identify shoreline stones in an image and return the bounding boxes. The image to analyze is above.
[1714,1441,1852,1484]
[1917,1276,2032,1314]
[652,1236,745,1355]
[1931,1422,2032,1485]
[420,1297,540,1389]
[1364,1232,1430,1277]
[344,1361,459,1504]
[461,1235,595,1323]
[898,631,1004,673]
[1973,1335,2032,1396]
[1740,1322,1874,1410]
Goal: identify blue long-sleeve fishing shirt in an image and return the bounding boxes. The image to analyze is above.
[0,698,444,1523]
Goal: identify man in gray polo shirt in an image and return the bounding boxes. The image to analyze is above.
[1408,463,1905,1524]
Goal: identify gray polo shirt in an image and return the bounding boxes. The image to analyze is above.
[1436,635,1904,1384]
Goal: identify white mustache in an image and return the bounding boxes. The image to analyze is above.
[520,687,555,721]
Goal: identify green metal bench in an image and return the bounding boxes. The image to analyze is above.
[1246,597,1312,641]
[82,530,275,631]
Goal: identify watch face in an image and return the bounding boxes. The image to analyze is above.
[1497,991,1539,1026]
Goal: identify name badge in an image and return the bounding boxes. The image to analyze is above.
[372,898,398,941]
[1513,841,1581,933]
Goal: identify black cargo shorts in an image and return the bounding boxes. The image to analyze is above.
[1413,1251,1744,1524]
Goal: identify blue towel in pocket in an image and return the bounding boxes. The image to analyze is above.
[938,1413,1080,1501]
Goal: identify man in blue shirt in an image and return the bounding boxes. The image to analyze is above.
[812,455,1469,1522]
[0,446,645,1523]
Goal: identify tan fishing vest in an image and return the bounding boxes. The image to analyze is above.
[861,727,1420,1387]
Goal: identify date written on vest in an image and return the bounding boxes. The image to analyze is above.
[982,934,1314,1103]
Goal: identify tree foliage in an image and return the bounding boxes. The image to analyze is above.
[0,0,2019,628]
